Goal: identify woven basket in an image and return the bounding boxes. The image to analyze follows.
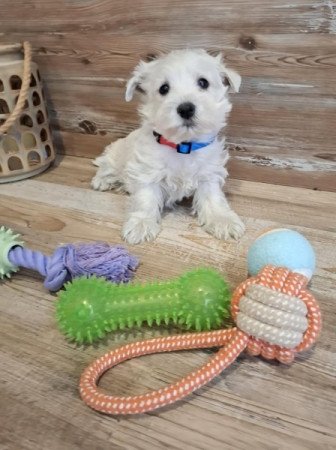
[0,42,55,183]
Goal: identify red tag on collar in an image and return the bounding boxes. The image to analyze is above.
[157,135,178,150]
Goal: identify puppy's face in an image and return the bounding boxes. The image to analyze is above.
[126,49,241,142]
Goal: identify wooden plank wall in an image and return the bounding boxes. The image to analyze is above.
[1,0,336,190]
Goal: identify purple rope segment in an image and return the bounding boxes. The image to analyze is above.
[63,242,139,284]
[8,242,139,291]
[8,246,49,276]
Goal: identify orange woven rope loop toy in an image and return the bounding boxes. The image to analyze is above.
[79,229,322,415]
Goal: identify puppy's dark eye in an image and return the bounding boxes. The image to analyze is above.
[198,78,209,89]
[159,83,170,95]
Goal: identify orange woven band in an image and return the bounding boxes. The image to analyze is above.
[79,265,321,415]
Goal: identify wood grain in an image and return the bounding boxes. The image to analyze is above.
[45,78,336,191]
[0,155,336,449]
[1,32,336,85]
[1,1,335,34]
[1,0,336,190]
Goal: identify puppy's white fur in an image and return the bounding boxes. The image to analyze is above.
[92,49,245,244]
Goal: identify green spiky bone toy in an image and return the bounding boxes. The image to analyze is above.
[56,268,231,344]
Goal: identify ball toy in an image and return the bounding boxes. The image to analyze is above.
[56,268,231,344]
[0,226,138,291]
[78,229,322,415]
[247,228,315,280]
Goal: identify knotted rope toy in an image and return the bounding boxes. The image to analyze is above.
[0,226,138,291]
[78,229,322,415]
[56,268,231,344]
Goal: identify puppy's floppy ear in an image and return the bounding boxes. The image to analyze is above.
[215,53,241,93]
[125,60,149,102]
[223,68,241,93]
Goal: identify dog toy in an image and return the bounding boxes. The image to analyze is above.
[247,228,315,280]
[56,268,231,343]
[0,226,138,291]
[78,229,322,415]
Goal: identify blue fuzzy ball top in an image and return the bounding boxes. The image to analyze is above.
[247,229,315,280]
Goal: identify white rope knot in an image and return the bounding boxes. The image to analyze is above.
[236,284,308,349]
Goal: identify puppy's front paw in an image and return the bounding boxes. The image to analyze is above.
[202,211,245,240]
[122,216,160,244]
[91,174,112,192]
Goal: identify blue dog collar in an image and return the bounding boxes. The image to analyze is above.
[153,131,214,154]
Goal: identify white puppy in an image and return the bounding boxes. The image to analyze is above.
[92,49,245,244]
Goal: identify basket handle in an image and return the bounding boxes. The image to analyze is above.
[0,42,33,136]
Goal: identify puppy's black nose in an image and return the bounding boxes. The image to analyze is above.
[177,102,196,120]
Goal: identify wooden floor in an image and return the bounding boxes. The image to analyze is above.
[0,155,335,450]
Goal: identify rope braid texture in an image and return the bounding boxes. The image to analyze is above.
[8,243,138,291]
[0,227,138,290]
[9,245,71,291]
[0,42,32,136]
[79,265,322,414]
